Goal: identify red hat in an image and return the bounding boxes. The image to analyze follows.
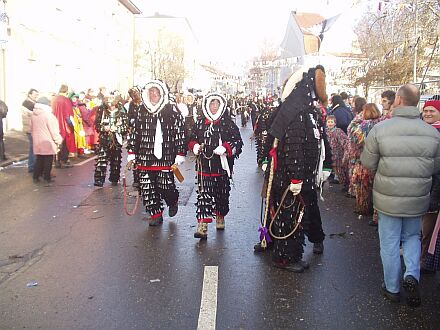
[423,100,440,112]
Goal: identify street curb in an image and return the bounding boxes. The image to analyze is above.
[0,155,28,168]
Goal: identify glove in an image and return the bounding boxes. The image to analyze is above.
[174,155,185,166]
[193,143,201,155]
[322,168,332,182]
[289,180,303,195]
[213,145,226,156]
[126,160,135,171]
[126,154,136,170]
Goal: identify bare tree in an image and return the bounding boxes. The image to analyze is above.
[134,29,186,92]
[351,0,440,95]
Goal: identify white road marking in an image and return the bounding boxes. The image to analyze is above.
[73,156,97,166]
[197,266,218,330]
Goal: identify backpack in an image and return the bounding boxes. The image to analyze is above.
[0,100,8,118]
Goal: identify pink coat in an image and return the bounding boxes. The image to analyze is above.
[31,103,63,155]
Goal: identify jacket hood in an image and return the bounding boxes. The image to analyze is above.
[33,103,53,115]
[141,80,169,115]
[392,106,420,119]
[202,93,227,122]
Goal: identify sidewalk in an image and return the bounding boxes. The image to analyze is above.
[0,130,96,168]
[0,130,28,168]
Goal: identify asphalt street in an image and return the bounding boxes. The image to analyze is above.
[0,124,439,329]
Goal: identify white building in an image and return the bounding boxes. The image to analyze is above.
[0,0,140,130]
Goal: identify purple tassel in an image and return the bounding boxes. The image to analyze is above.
[258,226,272,243]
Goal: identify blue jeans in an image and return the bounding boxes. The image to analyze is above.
[378,212,421,293]
[27,133,35,172]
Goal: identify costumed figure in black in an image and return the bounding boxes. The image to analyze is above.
[127,80,186,226]
[253,101,276,168]
[94,97,128,187]
[127,86,142,188]
[184,93,197,141]
[188,93,243,239]
[249,97,259,130]
[256,65,332,273]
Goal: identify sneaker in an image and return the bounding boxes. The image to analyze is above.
[194,222,208,239]
[44,180,54,187]
[216,216,225,230]
[381,283,400,303]
[403,275,421,307]
[63,161,73,168]
[253,241,273,252]
[149,216,164,227]
[273,260,304,273]
[168,204,178,217]
[94,181,104,187]
[313,242,324,255]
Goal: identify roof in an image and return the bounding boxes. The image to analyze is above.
[200,64,225,76]
[118,0,141,14]
[293,12,325,31]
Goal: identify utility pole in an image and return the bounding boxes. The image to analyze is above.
[413,1,418,83]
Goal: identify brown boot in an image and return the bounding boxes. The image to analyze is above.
[194,222,208,239]
[216,216,225,230]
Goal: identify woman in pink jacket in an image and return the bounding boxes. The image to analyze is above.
[31,97,63,185]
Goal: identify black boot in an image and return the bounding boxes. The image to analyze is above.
[0,140,7,160]
[403,275,421,307]
[313,242,324,254]
[169,204,178,217]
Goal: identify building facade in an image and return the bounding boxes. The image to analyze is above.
[0,0,140,130]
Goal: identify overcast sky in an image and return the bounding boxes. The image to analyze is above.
[136,0,364,66]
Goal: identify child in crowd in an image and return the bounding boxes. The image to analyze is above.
[326,115,349,191]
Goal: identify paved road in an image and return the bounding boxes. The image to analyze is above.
[0,125,439,329]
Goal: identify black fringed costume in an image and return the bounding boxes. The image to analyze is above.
[94,103,128,186]
[254,105,274,166]
[127,80,185,220]
[188,93,243,224]
[264,66,332,266]
[184,94,197,143]
[127,87,142,187]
